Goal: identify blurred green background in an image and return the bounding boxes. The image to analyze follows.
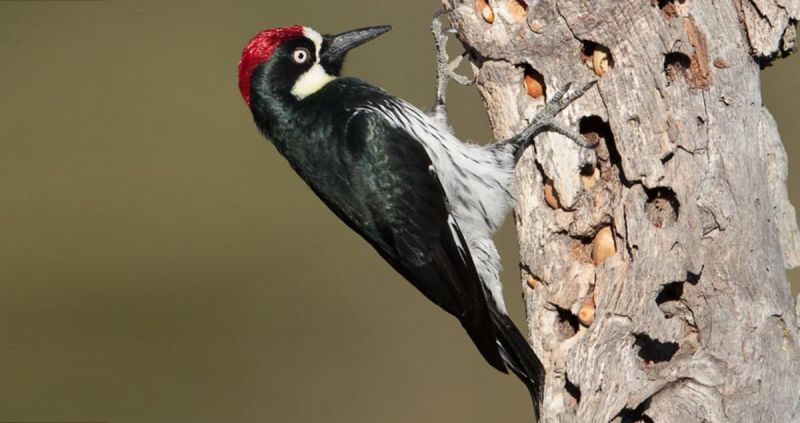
[0,2,796,422]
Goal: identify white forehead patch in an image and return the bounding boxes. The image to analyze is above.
[292,27,335,99]
[303,27,323,57]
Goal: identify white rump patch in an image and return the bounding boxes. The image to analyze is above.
[292,26,335,99]
[291,64,336,99]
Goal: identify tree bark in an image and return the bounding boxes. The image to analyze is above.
[443,0,800,421]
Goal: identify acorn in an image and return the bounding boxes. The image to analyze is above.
[526,277,538,289]
[584,56,594,70]
[578,297,595,327]
[592,47,610,77]
[508,0,528,21]
[524,72,545,98]
[476,0,494,23]
[591,226,615,265]
[543,179,560,209]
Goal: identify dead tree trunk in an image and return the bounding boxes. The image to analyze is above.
[443,0,800,421]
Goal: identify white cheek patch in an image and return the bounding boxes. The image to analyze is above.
[291,63,336,99]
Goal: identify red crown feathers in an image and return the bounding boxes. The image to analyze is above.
[238,25,305,106]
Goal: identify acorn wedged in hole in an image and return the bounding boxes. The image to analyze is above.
[543,179,561,209]
[508,0,528,21]
[591,226,615,265]
[578,296,595,327]
[592,47,611,77]
[524,71,545,98]
[476,0,494,23]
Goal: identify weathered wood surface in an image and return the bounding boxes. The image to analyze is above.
[442,0,800,421]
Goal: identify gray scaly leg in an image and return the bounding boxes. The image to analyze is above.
[431,9,476,124]
[500,80,598,159]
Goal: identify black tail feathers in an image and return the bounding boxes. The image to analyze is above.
[489,307,545,420]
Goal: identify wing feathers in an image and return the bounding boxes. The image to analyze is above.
[333,111,505,370]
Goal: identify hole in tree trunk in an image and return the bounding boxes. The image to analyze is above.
[657,271,701,320]
[580,162,596,177]
[687,269,701,285]
[580,162,599,189]
[644,187,679,228]
[578,116,611,148]
[619,398,655,423]
[656,281,685,305]
[555,306,580,339]
[564,375,582,406]
[579,115,628,186]
[664,52,691,84]
[634,333,679,363]
[654,0,686,20]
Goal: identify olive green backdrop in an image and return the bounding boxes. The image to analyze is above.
[0,2,797,422]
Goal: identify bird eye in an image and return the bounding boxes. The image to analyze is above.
[292,48,310,64]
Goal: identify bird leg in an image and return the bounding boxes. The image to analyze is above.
[430,10,596,153]
[431,9,477,123]
[501,80,598,159]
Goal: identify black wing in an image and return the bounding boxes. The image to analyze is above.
[302,110,505,372]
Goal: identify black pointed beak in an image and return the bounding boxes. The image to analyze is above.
[321,25,391,69]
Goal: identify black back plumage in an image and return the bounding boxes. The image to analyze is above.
[251,75,506,371]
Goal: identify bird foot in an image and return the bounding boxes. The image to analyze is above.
[503,81,598,153]
[431,9,477,122]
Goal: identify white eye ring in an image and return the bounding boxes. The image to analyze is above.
[293,48,310,64]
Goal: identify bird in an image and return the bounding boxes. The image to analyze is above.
[238,17,595,419]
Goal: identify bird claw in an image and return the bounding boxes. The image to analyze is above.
[431,9,477,120]
[446,53,477,86]
[536,81,595,126]
[448,69,477,87]
[430,8,596,150]
[446,53,464,72]
[504,80,599,152]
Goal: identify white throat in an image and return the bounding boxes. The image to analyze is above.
[291,64,336,99]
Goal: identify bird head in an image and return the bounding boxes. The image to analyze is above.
[238,25,391,106]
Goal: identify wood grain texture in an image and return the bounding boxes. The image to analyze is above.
[443,0,800,420]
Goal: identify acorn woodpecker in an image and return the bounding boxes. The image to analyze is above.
[238,17,594,418]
